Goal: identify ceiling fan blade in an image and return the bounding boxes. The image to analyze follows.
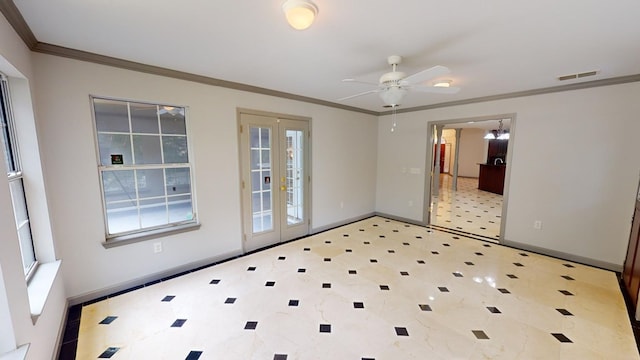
[342,78,380,86]
[337,89,381,101]
[402,65,451,85]
[410,85,461,94]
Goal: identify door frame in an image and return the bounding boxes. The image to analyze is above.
[236,108,312,253]
[423,113,516,243]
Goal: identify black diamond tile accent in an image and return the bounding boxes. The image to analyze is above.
[186,350,203,360]
[373,224,378,227]
[209,279,221,284]
[380,285,390,290]
[319,324,331,333]
[419,304,432,311]
[465,261,474,266]
[343,234,349,237]
[161,295,175,302]
[298,268,306,273]
[403,242,410,246]
[400,271,409,276]
[325,240,332,244]
[556,308,573,316]
[452,236,460,239]
[322,283,331,288]
[265,281,276,287]
[387,249,395,253]
[349,270,357,274]
[395,327,409,336]
[98,347,119,358]
[519,253,529,257]
[99,316,117,325]
[370,259,378,263]
[498,288,511,294]
[475,252,484,256]
[432,251,440,255]
[551,333,573,343]
[288,299,299,307]
[561,275,575,281]
[346,249,353,252]
[324,258,331,262]
[359,229,365,231]
[438,287,449,292]
[513,262,524,267]
[244,321,258,330]
[453,272,463,277]
[393,229,399,232]
[278,256,286,260]
[472,330,490,340]
[247,266,256,271]
[225,297,236,304]
[563,263,575,268]
[443,243,451,247]
[487,306,501,314]
[417,260,425,264]
[379,235,386,238]
[171,319,187,327]
[506,274,518,279]
[364,241,370,245]
[559,290,574,296]
[416,236,423,239]
[353,302,364,309]
[304,248,310,251]
[274,354,288,360]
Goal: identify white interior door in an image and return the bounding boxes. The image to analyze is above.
[239,113,309,252]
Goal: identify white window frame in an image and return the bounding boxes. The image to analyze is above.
[1,73,37,278]
[91,96,198,243]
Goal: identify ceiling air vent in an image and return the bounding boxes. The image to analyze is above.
[558,70,598,81]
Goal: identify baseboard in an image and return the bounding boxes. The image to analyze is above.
[52,301,68,360]
[310,213,376,234]
[502,239,623,272]
[67,249,243,306]
[373,212,425,227]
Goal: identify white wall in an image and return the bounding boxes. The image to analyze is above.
[376,82,640,269]
[0,12,67,360]
[457,128,485,178]
[32,53,378,300]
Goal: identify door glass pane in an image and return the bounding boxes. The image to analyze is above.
[250,126,272,233]
[285,129,304,225]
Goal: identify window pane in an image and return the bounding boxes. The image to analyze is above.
[136,169,165,199]
[9,179,28,225]
[132,135,162,164]
[162,136,188,163]
[94,99,130,133]
[98,134,132,165]
[168,194,193,222]
[17,221,36,274]
[130,103,159,134]
[165,167,191,195]
[106,200,139,234]
[140,198,167,228]
[102,170,136,202]
[160,108,186,134]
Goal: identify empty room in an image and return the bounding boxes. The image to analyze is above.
[1,1,640,359]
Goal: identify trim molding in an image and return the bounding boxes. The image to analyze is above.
[2,1,640,116]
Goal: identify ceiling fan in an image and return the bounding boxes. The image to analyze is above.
[338,55,460,107]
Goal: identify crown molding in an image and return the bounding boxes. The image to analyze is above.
[2,0,639,117]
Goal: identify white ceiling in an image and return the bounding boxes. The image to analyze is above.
[12,0,640,113]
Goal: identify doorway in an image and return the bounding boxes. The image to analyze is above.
[424,114,515,242]
[239,111,310,252]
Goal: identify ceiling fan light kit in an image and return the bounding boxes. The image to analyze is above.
[282,0,318,30]
[434,80,452,88]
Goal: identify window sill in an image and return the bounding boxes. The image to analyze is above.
[27,261,61,324]
[102,222,201,249]
[0,344,29,360]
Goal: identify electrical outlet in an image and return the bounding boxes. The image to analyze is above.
[153,242,163,253]
[533,220,542,230]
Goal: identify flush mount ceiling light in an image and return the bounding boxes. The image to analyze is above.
[433,80,452,88]
[282,0,318,30]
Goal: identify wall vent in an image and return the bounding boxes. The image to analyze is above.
[558,70,598,81]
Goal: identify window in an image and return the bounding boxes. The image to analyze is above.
[0,74,37,276]
[92,97,196,238]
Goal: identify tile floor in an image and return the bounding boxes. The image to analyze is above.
[430,175,502,241]
[62,216,638,359]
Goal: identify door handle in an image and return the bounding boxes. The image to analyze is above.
[281,185,286,191]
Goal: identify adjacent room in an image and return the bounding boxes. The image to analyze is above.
[1,1,640,359]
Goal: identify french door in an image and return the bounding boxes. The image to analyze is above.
[239,112,310,252]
